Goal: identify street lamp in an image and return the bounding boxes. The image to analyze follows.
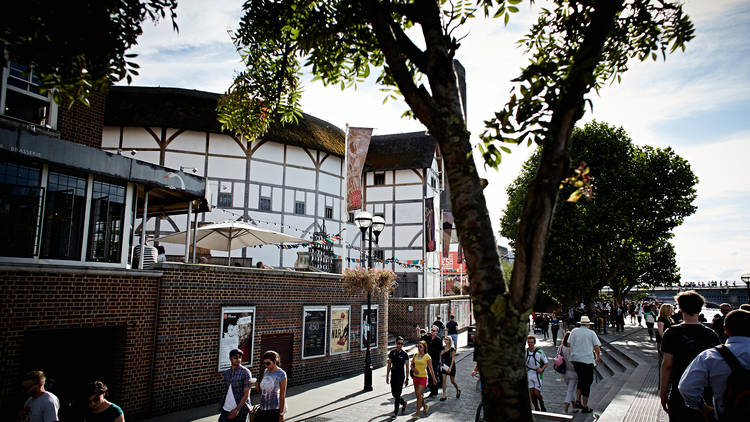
[741,273,750,305]
[354,210,385,392]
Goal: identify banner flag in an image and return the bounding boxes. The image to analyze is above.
[425,197,435,252]
[345,127,373,211]
[442,211,453,257]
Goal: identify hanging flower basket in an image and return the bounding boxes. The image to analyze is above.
[342,268,397,294]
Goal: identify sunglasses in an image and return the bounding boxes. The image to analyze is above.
[396,342,404,345]
[263,361,273,366]
[231,355,242,359]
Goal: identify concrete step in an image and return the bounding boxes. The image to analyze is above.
[600,348,627,372]
[533,410,574,421]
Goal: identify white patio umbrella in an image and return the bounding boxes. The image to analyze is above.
[155,220,307,265]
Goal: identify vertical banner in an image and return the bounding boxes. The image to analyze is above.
[442,211,453,257]
[360,304,379,349]
[302,306,328,359]
[346,127,373,211]
[218,306,256,371]
[457,243,463,264]
[425,197,435,252]
[330,306,351,355]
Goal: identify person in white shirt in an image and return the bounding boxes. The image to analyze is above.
[526,335,549,412]
[568,316,601,413]
[19,370,59,422]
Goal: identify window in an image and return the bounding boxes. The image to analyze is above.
[259,197,271,211]
[325,206,333,219]
[374,172,385,185]
[347,212,354,223]
[431,177,437,189]
[2,62,55,127]
[0,161,43,257]
[295,201,305,215]
[217,192,232,208]
[86,178,126,262]
[41,170,87,260]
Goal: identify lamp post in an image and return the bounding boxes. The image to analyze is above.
[741,273,750,305]
[354,211,385,392]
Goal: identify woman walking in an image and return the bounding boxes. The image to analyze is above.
[560,331,579,413]
[439,336,460,401]
[550,314,561,346]
[643,305,657,341]
[411,340,437,418]
[85,381,124,422]
[656,304,674,370]
[256,350,287,422]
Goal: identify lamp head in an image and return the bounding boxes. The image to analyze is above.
[354,211,372,232]
[742,273,750,284]
[371,215,385,234]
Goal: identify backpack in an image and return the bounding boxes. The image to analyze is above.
[715,345,750,422]
[646,313,655,324]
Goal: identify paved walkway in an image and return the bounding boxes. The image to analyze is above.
[142,322,663,422]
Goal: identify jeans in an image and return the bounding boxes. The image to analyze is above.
[391,376,406,412]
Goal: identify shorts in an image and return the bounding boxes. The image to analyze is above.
[527,370,543,390]
[413,376,428,387]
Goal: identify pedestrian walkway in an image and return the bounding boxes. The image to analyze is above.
[142,322,663,422]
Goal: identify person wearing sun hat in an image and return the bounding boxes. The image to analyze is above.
[568,315,601,413]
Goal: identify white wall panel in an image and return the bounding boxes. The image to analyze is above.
[207,180,219,207]
[208,134,245,156]
[273,188,282,212]
[319,154,341,174]
[251,161,284,184]
[318,173,340,195]
[208,156,245,180]
[121,127,160,149]
[102,127,120,149]
[394,203,422,224]
[249,184,259,209]
[284,215,315,237]
[395,184,423,199]
[395,170,422,184]
[132,150,160,165]
[285,166,316,190]
[167,130,205,152]
[233,183,245,208]
[284,189,294,213]
[306,192,315,215]
[366,186,391,202]
[393,225,421,247]
[253,141,284,162]
[286,146,315,168]
[164,151,206,174]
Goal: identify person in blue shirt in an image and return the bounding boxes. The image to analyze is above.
[678,309,750,421]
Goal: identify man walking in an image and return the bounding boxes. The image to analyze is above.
[526,335,549,412]
[386,336,410,416]
[417,325,443,397]
[432,315,445,338]
[711,303,732,343]
[569,315,600,413]
[19,371,59,422]
[679,309,750,421]
[660,291,720,422]
[445,315,459,351]
[220,348,252,422]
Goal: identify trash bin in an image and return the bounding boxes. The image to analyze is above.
[467,325,476,346]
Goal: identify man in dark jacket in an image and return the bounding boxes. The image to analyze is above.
[711,303,732,342]
[417,325,444,398]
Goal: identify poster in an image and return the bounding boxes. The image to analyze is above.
[330,306,351,355]
[425,197,435,252]
[302,306,327,359]
[360,304,379,349]
[346,127,372,211]
[218,306,256,371]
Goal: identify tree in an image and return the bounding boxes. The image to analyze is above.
[218,1,694,420]
[0,0,178,106]
[500,121,696,308]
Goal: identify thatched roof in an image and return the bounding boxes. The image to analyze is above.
[365,131,437,171]
[104,86,345,155]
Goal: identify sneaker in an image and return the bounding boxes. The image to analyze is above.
[582,407,593,413]
[456,389,461,399]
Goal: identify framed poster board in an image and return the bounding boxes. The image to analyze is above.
[330,306,351,355]
[360,304,378,349]
[302,306,327,359]
[218,306,256,371]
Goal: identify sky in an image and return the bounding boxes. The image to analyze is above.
[123,0,750,284]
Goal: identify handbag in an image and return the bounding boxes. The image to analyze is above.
[553,346,566,374]
[441,363,451,373]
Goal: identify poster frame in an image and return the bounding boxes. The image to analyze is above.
[302,305,328,359]
[329,305,351,355]
[360,304,379,349]
[218,306,256,372]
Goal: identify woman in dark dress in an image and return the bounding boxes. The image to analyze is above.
[656,303,674,374]
[439,336,460,401]
[85,381,124,422]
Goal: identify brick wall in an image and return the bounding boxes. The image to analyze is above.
[0,263,388,419]
[0,265,159,421]
[388,296,471,341]
[56,92,106,148]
